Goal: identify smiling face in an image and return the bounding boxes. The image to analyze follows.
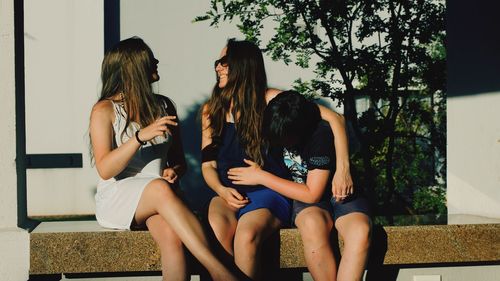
[215,47,229,88]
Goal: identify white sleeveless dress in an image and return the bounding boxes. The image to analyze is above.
[95,101,172,230]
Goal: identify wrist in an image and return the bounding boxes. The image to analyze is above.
[336,159,350,170]
[215,185,227,196]
[256,170,270,185]
[135,130,147,145]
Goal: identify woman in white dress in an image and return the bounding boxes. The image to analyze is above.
[90,37,237,281]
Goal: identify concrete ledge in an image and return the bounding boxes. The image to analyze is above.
[281,224,500,267]
[30,222,160,274]
[30,221,500,275]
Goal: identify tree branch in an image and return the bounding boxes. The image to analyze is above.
[298,5,329,61]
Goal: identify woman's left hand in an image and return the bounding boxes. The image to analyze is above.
[332,168,354,202]
[227,159,263,186]
[162,168,178,184]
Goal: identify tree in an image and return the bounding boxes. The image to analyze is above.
[196,0,446,222]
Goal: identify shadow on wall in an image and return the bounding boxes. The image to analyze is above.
[178,100,215,213]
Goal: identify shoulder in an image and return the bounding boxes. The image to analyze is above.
[200,103,211,127]
[91,100,114,120]
[90,100,115,131]
[201,102,209,114]
[303,121,334,169]
[200,103,210,119]
[305,121,333,151]
[313,121,333,139]
[265,88,283,104]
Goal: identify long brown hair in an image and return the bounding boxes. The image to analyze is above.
[98,37,161,140]
[204,39,268,166]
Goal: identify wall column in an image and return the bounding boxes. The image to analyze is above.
[0,0,30,279]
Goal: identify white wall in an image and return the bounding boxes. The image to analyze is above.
[0,0,19,228]
[24,0,103,216]
[0,0,30,279]
[120,0,322,208]
[120,0,317,119]
[447,92,500,220]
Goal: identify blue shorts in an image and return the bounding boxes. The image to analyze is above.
[237,188,292,227]
[292,194,370,225]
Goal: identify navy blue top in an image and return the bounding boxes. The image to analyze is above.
[216,122,291,192]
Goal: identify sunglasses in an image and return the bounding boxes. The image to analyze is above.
[214,55,228,69]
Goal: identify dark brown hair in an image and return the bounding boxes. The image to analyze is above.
[263,90,321,149]
[204,39,268,165]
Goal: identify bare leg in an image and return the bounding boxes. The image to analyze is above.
[208,196,238,256]
[335,213,371,281]
[146,215,187,281]
[295,207,337,281]
[233,208,281,280]
[134,179,237,281]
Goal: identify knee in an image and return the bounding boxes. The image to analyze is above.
[298,213,331,232]
[344,221,371,252]
[298,222,332,252]
[147,179,176,202]
[296,211,332,241]
[234,226,262,249]
[208,212,235,242]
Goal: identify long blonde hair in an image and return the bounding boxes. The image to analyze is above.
[98,37,162,140]
[204,39,268,166]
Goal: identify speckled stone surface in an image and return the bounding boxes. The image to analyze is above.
[280,224,500,268]
[30,221,500,274]
[30,229,160,274]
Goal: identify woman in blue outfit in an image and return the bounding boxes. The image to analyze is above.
[201,39,354,280]
[228,91,372,281]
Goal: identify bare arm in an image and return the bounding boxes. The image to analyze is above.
[265,88,282,103]
[317,104,354,200]
[90,100,177,180]
[228,159,330,204]
[90,101,141,180]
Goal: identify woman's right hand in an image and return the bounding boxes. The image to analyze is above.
[219,187,249,209]
[137,116,178,141]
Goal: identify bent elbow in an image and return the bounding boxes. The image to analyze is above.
[95,164,113,180]
[200,163,211,178]
[201,160,217,171]
[97,171,113,181]
[338,113,346,123]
